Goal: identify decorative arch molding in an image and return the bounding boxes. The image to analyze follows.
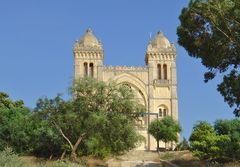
[157,104,168,117]
[157,104,168,110]
[110,73,148,108]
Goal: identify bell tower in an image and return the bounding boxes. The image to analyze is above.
[145,31,178,149]
[145,31,178,120]
[73,28,104,80]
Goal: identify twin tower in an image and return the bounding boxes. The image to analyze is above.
[73,28,178,150]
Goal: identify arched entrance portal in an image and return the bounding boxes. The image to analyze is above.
[120,82,147,126]
[111,73,147,110]
[111,73,148,150]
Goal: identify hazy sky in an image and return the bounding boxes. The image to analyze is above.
[0,0,234,140]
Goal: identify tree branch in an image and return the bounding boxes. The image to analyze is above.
[52,121,73,150]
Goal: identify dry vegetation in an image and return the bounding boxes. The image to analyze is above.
[159,151,240,167]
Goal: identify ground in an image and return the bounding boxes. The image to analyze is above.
[20,151,240,167]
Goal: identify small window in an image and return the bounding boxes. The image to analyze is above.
[157,64,161,79]
[159,109,163,117]
[84,62,88,78]
[89,63,94,78]
[163,64,167,80]
[158,105,168,117]
[163,109,167,117]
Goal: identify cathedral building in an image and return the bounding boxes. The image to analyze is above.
[73,28,178,150]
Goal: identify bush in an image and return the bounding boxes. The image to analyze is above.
[175,137,190,151]
[189,120,240,162]
[0,147,25,167]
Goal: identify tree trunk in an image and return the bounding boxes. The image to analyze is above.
[61,150,66,160]
[70,133,86,161]
[49,154,53,160]
[157,140,159,152]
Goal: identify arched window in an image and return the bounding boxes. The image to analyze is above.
[84,62,88,78]
[163,109,167,117]
[159,108,163,117]
[89,63,94,78]
[163,64,167,80]
[157,64,161,79]
[158,105,168,117]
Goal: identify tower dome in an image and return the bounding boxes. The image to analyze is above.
[147,31,171,51]
[74,28,103,50]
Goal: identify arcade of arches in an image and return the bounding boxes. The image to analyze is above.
[73,28,178,150]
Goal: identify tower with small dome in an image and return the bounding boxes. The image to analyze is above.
[73,29,178,150]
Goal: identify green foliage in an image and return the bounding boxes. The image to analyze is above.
[33,78,144,158]
[33,95,74,157]
[159,152,175,161]
[85,113,143,158]
[0,147,25,167]
[190,121,231,161]
[214,119,240,160]
[175,137,190,151]
[177,0,240,116]
[0,78,144,159]
[0,92,33,153]
[30,117,64,157]
[182,137,190,150]
[217,71,240,116]
[148,116,182,150]
[0,148,85,167]
[0,92,24,109]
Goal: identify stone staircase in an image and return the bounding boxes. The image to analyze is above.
[106,150,178,167]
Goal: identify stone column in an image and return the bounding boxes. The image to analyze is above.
[74,59,81,80]
[170,61,178,120]
[147,61,155,150]
[97,59,104,81]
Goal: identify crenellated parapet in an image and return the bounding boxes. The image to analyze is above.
[73,51,104,59]
[103,65,148,72]
[145,50,176,62]
[147,43,175,53]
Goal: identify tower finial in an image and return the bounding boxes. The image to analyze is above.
[157,31,163,35]
[86,28,92,33]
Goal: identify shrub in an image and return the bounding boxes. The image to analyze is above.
[0,147,25,167]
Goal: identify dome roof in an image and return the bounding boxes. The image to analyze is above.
[149,31,170,49]
[76,28,102,49]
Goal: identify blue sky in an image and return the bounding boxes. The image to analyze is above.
[0,0,234,140]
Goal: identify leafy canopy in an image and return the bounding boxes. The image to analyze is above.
[190,121,231,161]
[214,119,240,160]
[33,78,144,158]
[0,92,33,153]
[148,116,182,150]
[177,0,240,116]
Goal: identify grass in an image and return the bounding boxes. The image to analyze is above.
[0,148,86,167]
[1,148,239,167]
[158,152,176,161]
[158,150,240,167]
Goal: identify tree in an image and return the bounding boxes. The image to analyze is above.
[148,116,182,151]
[175,137,190,151]
[182,137,190,150]
[177,0,240,116]
[0,92,24,109]
[189,121,230,160]
[34,78,144,159]
[214,119,240,160]
[30,112,64,158]
[0,92,33,153]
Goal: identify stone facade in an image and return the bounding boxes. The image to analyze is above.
[73,28,178,150]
